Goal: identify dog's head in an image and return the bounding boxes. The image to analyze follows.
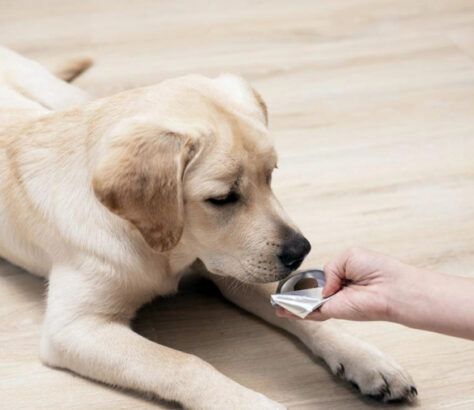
[92,74,310,283]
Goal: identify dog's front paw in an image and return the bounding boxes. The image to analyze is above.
[325,341,417,402]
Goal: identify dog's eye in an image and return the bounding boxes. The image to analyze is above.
[207,191,240,206]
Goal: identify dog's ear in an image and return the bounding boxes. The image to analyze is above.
[92,123,200,252]
[250,87,268,126]
[216,74,268,126]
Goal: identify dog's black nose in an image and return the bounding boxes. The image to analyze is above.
[278,234,311,270]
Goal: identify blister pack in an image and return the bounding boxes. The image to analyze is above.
[270,269,334,318]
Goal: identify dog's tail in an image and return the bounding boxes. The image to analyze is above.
[54,57,93,83]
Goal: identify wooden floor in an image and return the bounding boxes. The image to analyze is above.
[1,1,474,409]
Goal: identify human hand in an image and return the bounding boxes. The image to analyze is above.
[275,247,474,339]
[276,247,417,322]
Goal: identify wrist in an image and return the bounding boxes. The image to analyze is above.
[384,263,429,325]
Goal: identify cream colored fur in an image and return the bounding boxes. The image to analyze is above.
[0,46,416,409]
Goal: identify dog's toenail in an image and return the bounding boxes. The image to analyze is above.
[381,386,390,397]
[336,363,345,378]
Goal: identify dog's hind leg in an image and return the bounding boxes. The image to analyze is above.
[0,46,91,110]
[53,56,93,83]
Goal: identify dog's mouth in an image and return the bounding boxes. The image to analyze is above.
[239,264,297,284]
[251,252,310,284]
[195,248,308,284]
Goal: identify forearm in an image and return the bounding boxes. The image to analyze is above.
[388,267,474,340]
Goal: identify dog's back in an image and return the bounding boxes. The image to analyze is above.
[0,47,93,275]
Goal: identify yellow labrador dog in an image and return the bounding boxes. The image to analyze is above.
[0,47,416,409]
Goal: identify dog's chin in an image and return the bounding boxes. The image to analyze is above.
[237,267,294,284]
[204,266,292,284]
[197,257,295,284]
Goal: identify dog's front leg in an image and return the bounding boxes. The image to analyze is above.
[208,274,417,401]
[40,268,285,410]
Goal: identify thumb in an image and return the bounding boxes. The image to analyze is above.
[322,262,344,298]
